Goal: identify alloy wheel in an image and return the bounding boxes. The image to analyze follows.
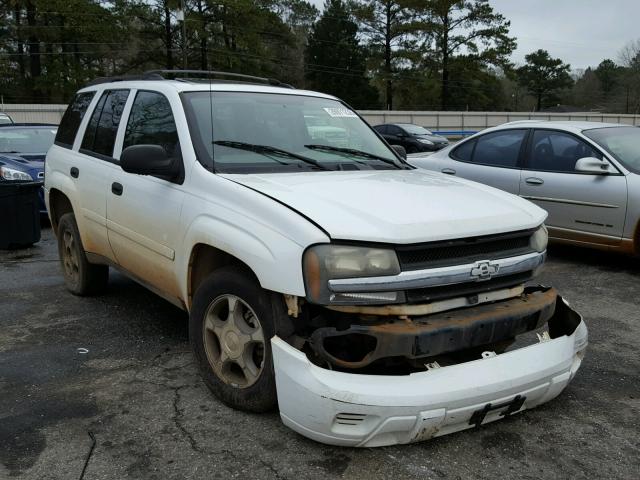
[202,294,265,388]
[62,229,80,284]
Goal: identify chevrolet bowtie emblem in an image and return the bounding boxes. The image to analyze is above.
[470,260,500,280]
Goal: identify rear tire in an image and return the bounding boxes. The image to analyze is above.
[189,267,283,413]
[57,213,108,295]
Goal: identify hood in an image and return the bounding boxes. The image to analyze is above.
[0,153,44,180]
[222,169,546,244]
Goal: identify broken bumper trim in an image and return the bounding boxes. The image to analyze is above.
[272,297,587,447]
[311,286,558,369]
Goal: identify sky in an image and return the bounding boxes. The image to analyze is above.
[309,0,640,70]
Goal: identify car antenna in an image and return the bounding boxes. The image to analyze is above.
[209,73,215,173]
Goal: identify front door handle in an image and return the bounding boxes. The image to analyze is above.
[70,167,79,178]
[111,182,123,196]
[441,168,456,175]
[525,177,544,185]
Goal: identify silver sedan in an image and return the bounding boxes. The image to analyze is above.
[409,121,640,255]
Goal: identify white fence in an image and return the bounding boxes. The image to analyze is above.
[0,104,67,124]
[358,111,640,134]
[1,104,640,133]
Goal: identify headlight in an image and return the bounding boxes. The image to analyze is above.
[530,224,548,252]
[303,244,401,304]
[0,166,32,181]
[418,138,434,145]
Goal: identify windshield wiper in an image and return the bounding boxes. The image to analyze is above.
[214,140,330,171]
[304,144,406,169]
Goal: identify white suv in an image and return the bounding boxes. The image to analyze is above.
[45,71,587,447]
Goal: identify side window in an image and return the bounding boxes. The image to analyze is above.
[528,130,603,173]
[123,91,180,158]
[81,89,129,158]
[451,139,476,162]
[387,125,402,136]
[374,125,388,134]
[55,91,96,148]
[471,130,526,167]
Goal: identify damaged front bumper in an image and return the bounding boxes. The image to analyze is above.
[272,293,587,447]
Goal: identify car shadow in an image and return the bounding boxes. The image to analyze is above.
[546,243,640,274]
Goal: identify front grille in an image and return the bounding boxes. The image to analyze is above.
[396,230,534,270]
[406,272,533,304]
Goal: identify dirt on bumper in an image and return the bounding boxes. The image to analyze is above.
[273,289,587,447]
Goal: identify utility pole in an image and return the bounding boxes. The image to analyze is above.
[177,0,187,69]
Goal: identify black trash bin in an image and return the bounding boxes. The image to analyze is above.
[0,181,43,249]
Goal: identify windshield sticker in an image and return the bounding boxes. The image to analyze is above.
[323,107,357,118]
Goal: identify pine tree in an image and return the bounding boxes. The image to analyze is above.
[305,0,379,108]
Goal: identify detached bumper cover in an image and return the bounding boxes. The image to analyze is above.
[272,296,587,447]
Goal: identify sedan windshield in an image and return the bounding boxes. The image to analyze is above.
[583,126,640,174]
[0,127,57,153]
[183,91,403,173]
[398,124,433,135]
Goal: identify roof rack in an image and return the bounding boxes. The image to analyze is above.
[144,70,294,89]
[83,70,294,89]
[84,72,164,87]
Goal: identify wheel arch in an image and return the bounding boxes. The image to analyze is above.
[187,243,260,310]
[48,188,75,233]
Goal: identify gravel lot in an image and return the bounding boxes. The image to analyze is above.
[1,226,638,480]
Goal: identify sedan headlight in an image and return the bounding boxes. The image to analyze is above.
[0,166,32,181]
[530,224,548,253]
[303,244,401,304]
[418,138,434,145]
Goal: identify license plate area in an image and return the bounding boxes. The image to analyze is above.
[468,395,526,427]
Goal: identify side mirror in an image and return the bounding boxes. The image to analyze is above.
[391,144,407,160]
[575,157,611,175]
[120,145,179,179]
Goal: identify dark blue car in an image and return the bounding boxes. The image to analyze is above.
[0,123,58,214]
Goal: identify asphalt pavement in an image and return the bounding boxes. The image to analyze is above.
[1,226,638,479]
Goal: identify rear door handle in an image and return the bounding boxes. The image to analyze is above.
[111,182,123,196]
[525,177,544,185]
[441,168,456,175]
[70,167,79,178]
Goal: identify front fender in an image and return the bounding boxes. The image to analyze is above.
[179,213,321,305]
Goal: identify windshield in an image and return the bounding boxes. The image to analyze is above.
[583,126,640,174]
[399,124,433,135]
[0,127,57,153]
[183,91,402,173]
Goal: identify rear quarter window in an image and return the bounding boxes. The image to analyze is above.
[451,139,476,162]
[55,92,96,148]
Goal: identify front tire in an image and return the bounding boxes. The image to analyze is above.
[189,267,281,412]
[57,213,108,295]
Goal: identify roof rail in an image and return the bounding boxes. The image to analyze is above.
[84,72,164,87]
[144,70,294,88]
[83,70,294,89]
